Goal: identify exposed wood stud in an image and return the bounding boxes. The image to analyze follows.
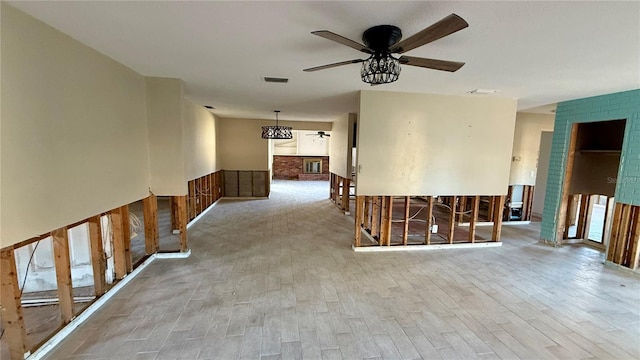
[458,196,467,223]
[121,205,132,273]
[607,202,624,262]
[363,196,371,230]
[354,196,365,247]
[492,195,506,241]
[170,196,178,231]
[88,216,106,297]
[189,180,196,220]
[614,204,632,265]
[556,123,579,242]
[379,196,388,246]
[143,194,159,254]
[385,196,393,245]
[110,207,127,280]
[403,196,411,245]
[424,196,434,245]
[576,194,590,239]
[52,227,74,324]
[469,195,480,243]
[448,195,457,244]
[505,187,513,222]
[488,196,495,222]
[0,248,28,360]
[521,186,530,221]
[628,206,640,269]
[371,196,381,239]
[342,178,351,213]
[176,195,189,252]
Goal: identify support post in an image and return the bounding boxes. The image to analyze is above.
[143,194,159,254]
[52,227,74,324]
[88,216,106,297]
[491,195,506,241]
[0,248,28,360]
[424,196,434,245]
[448,195,457,244]
[607,203,624,262]
[175,195,188,252]
[354,196,364,247]
[469,196,479,243]
[403,196,410,245]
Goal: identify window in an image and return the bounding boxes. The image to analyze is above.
[303,159,322,174]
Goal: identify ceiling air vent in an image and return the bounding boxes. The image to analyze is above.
[263,77,289,83]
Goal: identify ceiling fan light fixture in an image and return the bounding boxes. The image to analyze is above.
[361,53,401,84]
[261,110,293,139]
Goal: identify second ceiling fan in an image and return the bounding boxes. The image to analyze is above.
[303,14,468,85]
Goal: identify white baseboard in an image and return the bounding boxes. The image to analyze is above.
[352,242,502,252]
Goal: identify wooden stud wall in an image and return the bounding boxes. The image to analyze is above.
[607,203,640,269]
[0,193,165,359]
[187,170,224,222]
[329,172,352,215]
[1,248,28,359]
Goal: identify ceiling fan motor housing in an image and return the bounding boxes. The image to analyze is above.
[362,25,402,53]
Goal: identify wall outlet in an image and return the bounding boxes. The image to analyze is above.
[431,224,438,233]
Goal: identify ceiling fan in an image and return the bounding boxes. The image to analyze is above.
[303,14,468,85]
[306,131,331,139]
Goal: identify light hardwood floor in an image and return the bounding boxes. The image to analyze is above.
[43,181,640,359]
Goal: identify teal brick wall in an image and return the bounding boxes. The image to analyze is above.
[540,89,640,243]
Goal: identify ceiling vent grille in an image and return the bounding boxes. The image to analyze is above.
[264,77,289,83]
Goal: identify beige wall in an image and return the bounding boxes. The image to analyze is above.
[217,118,270,170]
[145,77,187,195]
[329,113,355,178]
[532,131,553,216]
[1,4,151,247]
[356,91,517,196]
[509,112,555,185]
[183,100,219,180]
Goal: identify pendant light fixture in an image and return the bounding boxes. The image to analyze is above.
[261,110,293,139]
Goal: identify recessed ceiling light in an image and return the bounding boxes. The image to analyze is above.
[263,77,289,83]
[204,105,215,109]
[468,89,498,94]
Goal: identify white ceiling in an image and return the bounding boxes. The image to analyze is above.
[9,1,640,122]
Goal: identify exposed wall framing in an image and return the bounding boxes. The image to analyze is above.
[329,172,352,214]
[607,202,640,269]
[0,193,167,360]
[354,195,507,248]
[504,185,535,222]
[187,170,224,222]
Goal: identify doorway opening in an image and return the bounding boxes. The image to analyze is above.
[559,119,625,249]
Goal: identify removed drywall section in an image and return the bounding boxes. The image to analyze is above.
[217,118,270,170]
[145,77,187,195]
[1,4,150,247]
[509,112,555,185]
[357,91,517,196]
[329,113,355,179]
[183,99,219,180]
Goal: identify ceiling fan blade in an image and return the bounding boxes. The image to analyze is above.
[399,56,465,72]
[391,14,468,54]
[311,30,373,54]
[303,59,364,72]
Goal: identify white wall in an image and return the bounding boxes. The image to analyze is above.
[1,4,151,247]
[509,112,555,185]
[356,91,517,196]
[532,131,553,217]
[329,114,355,178]
[183,99,219,180]
[297,131,330,156]
[146,77,187,195]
